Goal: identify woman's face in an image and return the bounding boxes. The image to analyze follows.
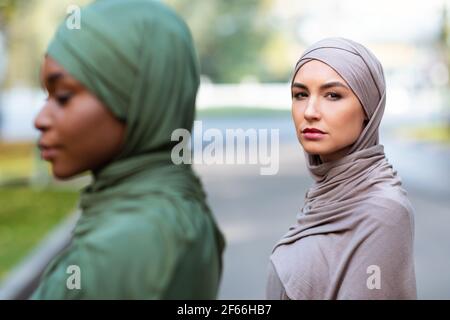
[35,56,126,179]
[291,59,367,162]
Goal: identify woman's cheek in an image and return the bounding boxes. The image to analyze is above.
[292,105,304,126]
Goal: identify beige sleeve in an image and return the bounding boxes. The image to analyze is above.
[266,260,290,300]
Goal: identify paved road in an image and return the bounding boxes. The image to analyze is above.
[193,117,450,299]
[6,116,447,299]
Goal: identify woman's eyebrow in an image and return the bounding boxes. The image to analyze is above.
[45,72,65,87]
[292,81,349,90]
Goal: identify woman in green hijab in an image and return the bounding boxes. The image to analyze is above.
[32,0,225,299]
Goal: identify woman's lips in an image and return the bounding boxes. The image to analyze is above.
[40,147,59,161]
[303,132,326,140]
[302,131,326,140]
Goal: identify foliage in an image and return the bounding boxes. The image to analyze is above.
[0,186,78,280]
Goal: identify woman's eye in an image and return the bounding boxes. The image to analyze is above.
[55,93,73,106]
[293,92,308,99]
[326,92,341,100]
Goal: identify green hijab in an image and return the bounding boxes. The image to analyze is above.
[32,0,225,299]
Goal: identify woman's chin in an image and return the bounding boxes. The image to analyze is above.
[51,166,82,180]
[299,141,327,156]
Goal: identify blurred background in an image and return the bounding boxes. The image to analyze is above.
[0,0,449,299]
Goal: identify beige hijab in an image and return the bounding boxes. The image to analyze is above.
[269,37,417,299]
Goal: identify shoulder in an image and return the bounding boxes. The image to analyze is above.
[89,195,215,247]
[42,199,209,299]
[363,193,415,228]
[80,197,212,267]
[351,194,416,255]
[266,260,291,300]
[35,217,177,299]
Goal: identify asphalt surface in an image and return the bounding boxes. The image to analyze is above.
[193,118,450,299]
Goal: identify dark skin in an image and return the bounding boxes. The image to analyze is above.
[35,56,126,179]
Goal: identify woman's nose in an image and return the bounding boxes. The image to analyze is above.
[34,104,52,132]
[303,97,321,120]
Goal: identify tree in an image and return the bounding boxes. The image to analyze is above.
[0,0,30,141]
[167,0,290,83]
[438,2,450,133]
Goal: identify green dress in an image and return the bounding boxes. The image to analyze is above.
[32,0,225,299]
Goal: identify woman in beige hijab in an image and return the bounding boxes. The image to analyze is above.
[267,37,417,299]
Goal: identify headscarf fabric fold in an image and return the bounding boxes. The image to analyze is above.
[269,37,416,299]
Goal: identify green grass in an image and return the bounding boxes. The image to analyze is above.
[396,124,450,144]
[196,106,290,118]
[0,142,38,180]
[0,186,78,280]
